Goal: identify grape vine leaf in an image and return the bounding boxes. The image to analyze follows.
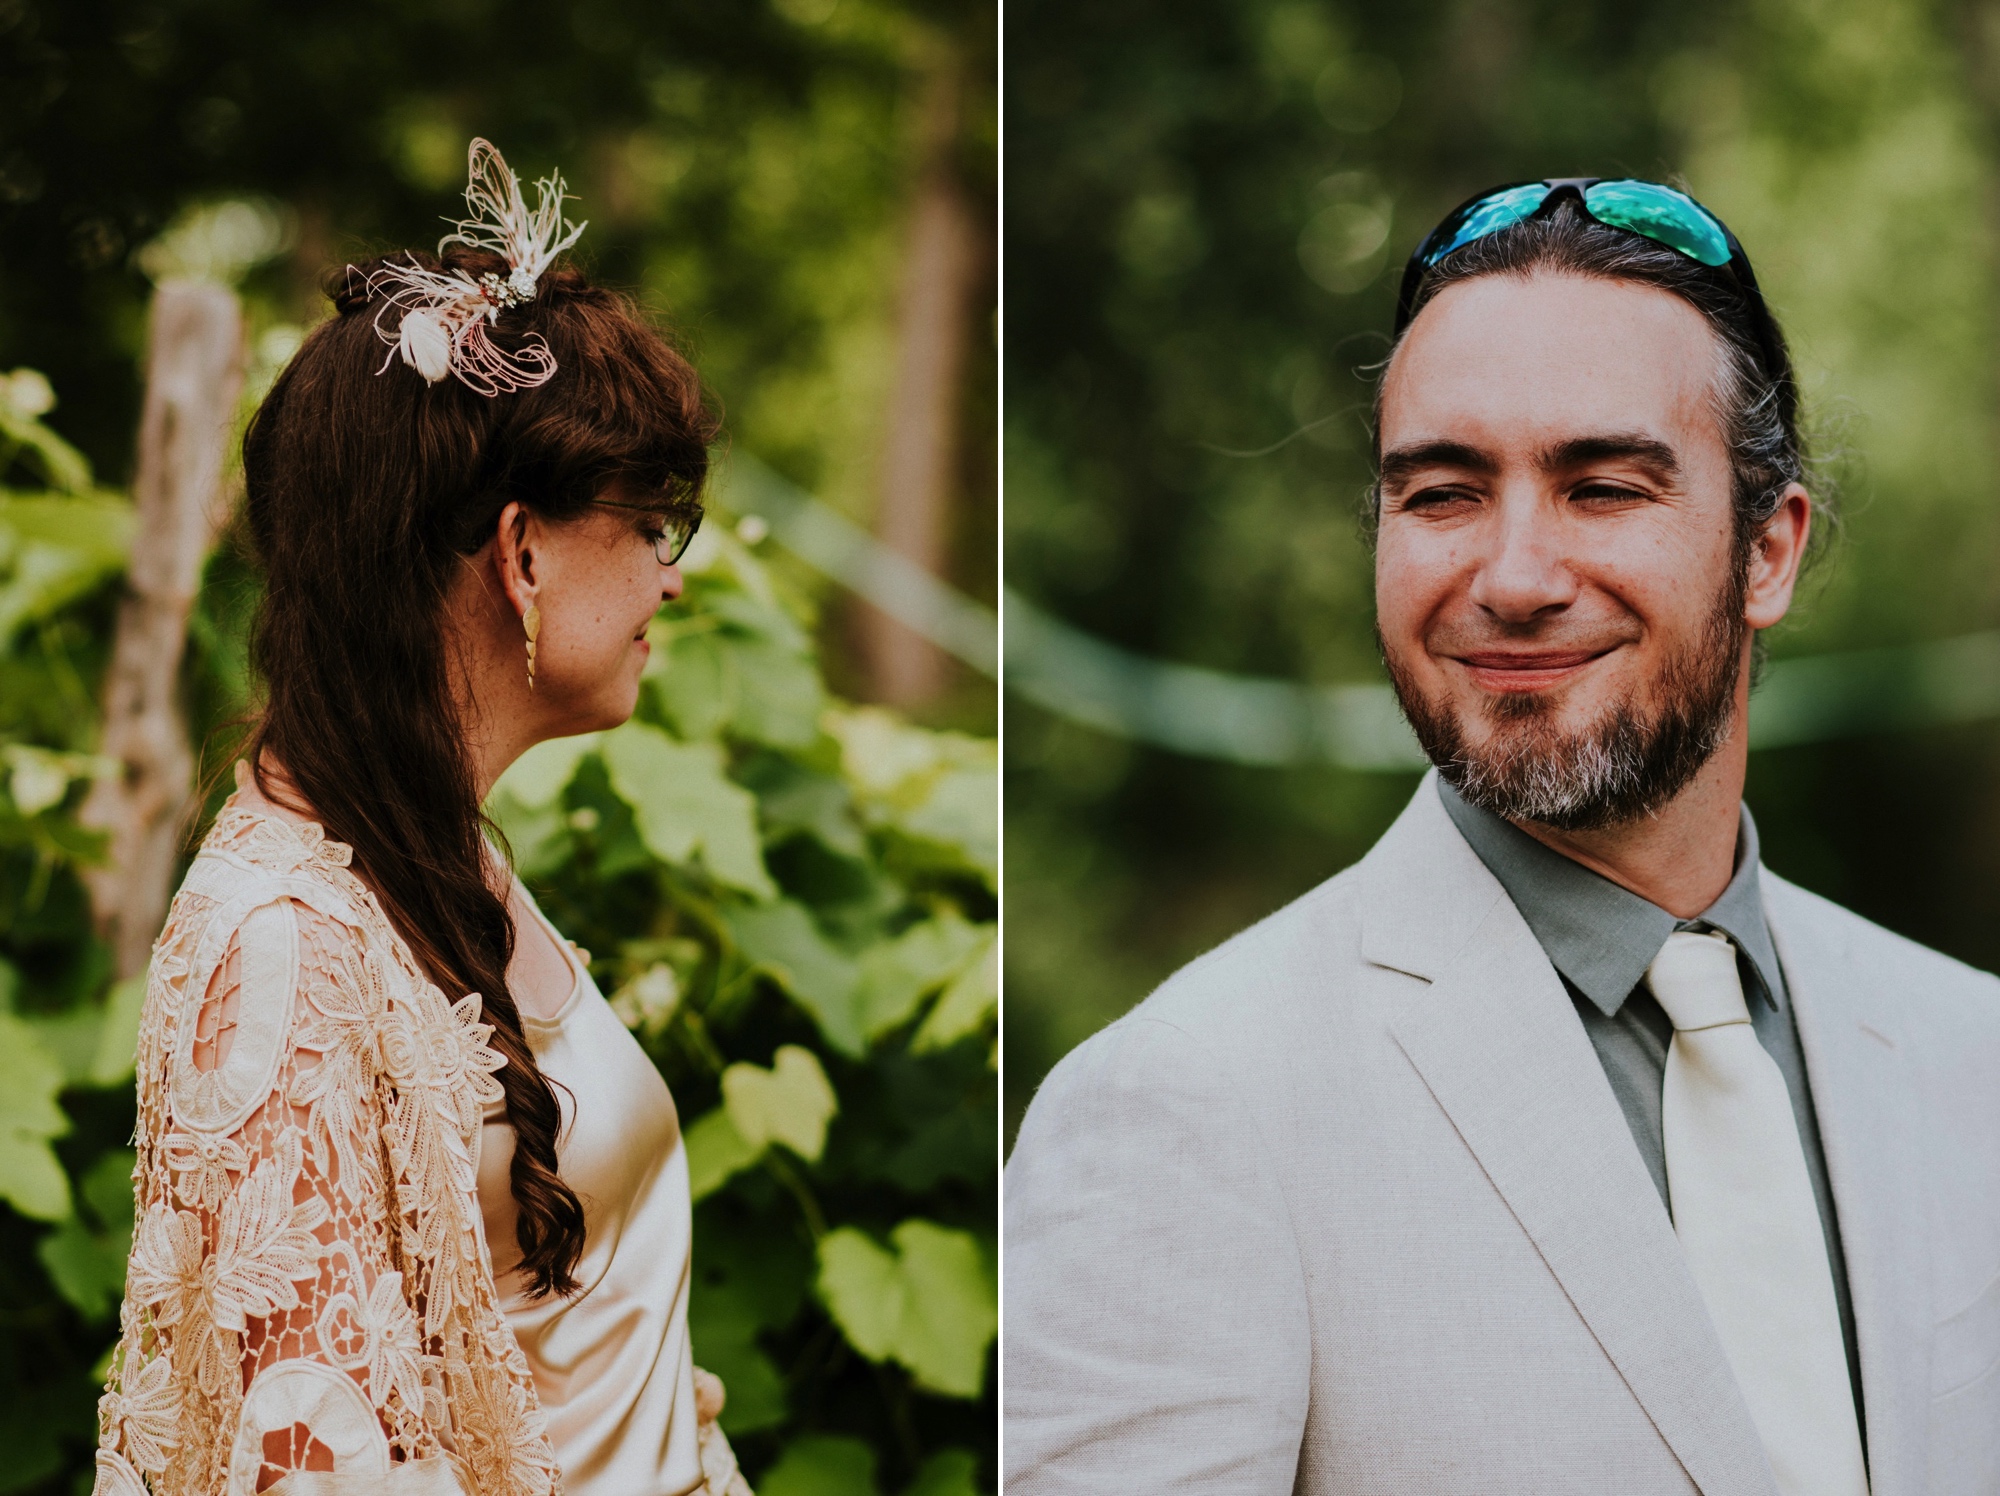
[602,721,775,898]
[853,913,990,1042]
[905,1449,980,1496]
[911,933,997,1054]
[722,1044,838,1162]
[726,900,862,1049]
[685,1108,762,1203]
[0,1012,72,1221]
[758,1434,878,1496]
[38,1149,134,1320]
[816,1220,997,1398]
[686,1045,839,1199]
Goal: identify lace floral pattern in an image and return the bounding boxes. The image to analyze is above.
[95,805,560,1494]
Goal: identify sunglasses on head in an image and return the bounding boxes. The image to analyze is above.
[1393,177,1773,352]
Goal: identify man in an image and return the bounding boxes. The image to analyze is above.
[1004,180,2000,1496]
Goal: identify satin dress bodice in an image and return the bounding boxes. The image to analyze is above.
[477,885,702,1496]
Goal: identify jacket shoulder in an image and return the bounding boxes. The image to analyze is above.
[1764,868,2000,1013]
[1134,858,1372,1033]
[1023,858,1373,1116]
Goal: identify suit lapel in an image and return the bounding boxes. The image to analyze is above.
[1369,780,1777,1496]
[1766,877,1932,1496]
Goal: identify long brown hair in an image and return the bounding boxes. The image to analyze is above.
[240,245,715,1296]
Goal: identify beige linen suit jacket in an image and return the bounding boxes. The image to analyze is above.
[1004,776,2000,1495]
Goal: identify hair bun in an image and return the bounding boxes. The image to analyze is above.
[331,265,376,318]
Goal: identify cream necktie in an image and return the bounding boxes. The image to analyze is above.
[1647,930,1868,1496]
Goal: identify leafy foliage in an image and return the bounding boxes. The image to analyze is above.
[0,371,996,1491]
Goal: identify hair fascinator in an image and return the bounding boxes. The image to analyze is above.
[361,138,587,396]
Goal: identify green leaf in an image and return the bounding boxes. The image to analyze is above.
[0,1012,72,1221]
[729,636,823,748]
[493,732,603,809]
[486,735,603,879]
[608,962,681,1037]
[685,1107,763,1202]
[722,1045,838,1162]
[726,900,862,1050]
[37,1151,133,1322]
[756,765,869,859]
[487,792,570,882]
[707,586,812,654]
[758,1435,879,1496]
[0,494,135,640]
[823,707,952,797]
[894,764,998,890]
[854,914,990,1042]
[81,1147,135,1227]
[824,708,998,890]
[649,598,821,749]
[0,392,94,493]
[816,1221,997,1398]
[89,972,149,1085]
[687,1273,790,1433]
[904,1450,980,1496]
[653,630,734,740]
[602,720,775,898]
[912,934,997,1054]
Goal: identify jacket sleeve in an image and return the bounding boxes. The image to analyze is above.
[97,891,474,1495]
[1002,1013,1312,1496]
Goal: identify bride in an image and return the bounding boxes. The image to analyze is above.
[94,142,747,1496]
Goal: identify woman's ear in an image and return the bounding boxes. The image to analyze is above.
[493,501,540,618]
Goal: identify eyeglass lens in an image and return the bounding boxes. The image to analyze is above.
[658,509,701,565]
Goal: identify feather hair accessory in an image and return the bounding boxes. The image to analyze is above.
[361,138,588,396]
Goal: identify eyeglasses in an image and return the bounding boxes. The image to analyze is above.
[1394,177,1771,343]
[592,498,703,566]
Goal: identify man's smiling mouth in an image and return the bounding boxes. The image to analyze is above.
[1451,647,1617,692]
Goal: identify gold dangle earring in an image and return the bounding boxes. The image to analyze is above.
[523,603,541,690]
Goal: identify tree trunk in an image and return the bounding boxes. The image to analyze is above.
[860,49,981,707]
[79,280,246,979]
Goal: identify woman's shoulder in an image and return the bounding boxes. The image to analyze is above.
[144,803,399,1132]
[166,801,385,953]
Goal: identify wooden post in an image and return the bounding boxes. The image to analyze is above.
[78,280,246,979]
[859,48,981,707]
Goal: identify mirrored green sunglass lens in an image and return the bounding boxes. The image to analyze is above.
[1582,181,1732,267]
[1426,183,1551,264]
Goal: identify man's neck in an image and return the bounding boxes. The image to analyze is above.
[1506,714,1751,920]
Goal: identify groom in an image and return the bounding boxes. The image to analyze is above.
[1004,181,2000,1496]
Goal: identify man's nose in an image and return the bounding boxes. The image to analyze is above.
[1466,492,1577,623]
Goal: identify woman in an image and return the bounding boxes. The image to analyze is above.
[94,141,747,1496]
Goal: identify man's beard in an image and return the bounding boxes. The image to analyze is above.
[1384,573,1748,833]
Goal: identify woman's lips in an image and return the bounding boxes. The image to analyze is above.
[1453,647,1612,693]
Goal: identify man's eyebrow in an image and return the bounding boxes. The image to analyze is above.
[1378,441,1498,488]
[1539,434,1682,478]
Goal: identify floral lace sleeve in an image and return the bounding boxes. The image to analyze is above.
[95,810,563,1496]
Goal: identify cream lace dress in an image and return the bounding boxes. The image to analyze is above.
[92,797,747,1496]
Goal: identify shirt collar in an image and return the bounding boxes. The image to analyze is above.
[1436,781,1786,1017]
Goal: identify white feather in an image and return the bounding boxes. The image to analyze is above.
[397,309,454,384]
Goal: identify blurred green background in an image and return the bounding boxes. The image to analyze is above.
[1004,0,2000,1136]
[0,0,995,1492]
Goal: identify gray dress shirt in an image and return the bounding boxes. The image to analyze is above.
[1436,783,1864,1430]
